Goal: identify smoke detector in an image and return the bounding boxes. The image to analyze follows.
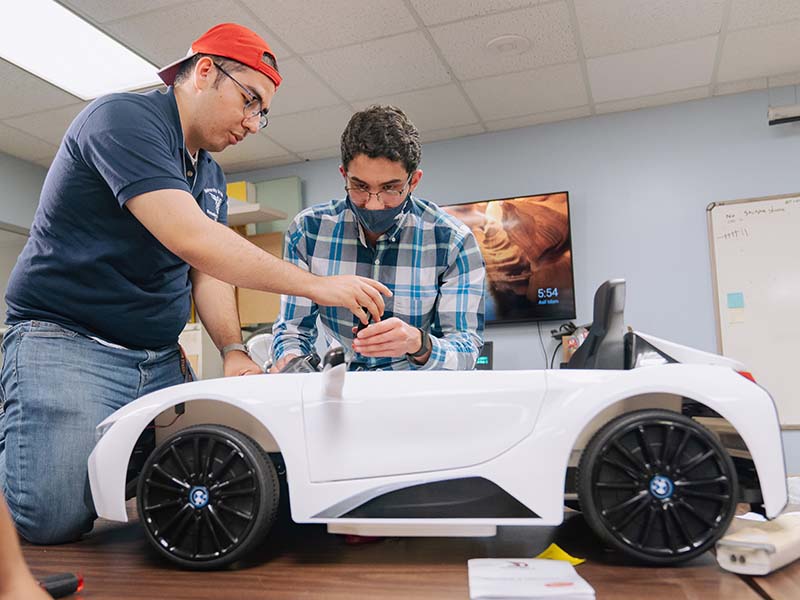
[486,34,531,56]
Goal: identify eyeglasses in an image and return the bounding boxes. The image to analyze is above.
[345,174,412,206]
[214,62,269,130]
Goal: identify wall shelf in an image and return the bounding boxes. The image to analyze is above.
[227,198,287,226]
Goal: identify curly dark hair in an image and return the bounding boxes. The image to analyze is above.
[340,105,421,174]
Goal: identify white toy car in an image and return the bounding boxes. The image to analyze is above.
[88,280,787,569]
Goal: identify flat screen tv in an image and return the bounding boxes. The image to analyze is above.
[441,191,576,324]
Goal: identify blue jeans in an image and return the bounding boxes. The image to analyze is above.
[0,320,186,544]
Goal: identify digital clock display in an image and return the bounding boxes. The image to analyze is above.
[537,287,560,305]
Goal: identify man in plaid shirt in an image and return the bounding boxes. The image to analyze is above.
[272,105,485,371]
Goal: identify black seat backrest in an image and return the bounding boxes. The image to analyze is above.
[565,279,626,370]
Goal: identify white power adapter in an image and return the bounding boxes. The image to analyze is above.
[716,511,800,575]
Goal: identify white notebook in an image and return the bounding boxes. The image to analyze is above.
[468,558,595,600]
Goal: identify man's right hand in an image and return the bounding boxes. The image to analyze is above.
[269,353,300,373]
[310,275,391,324]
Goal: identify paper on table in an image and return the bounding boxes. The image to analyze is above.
[468,558,595,599]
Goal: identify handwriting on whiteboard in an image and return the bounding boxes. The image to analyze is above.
[716,228,750,241]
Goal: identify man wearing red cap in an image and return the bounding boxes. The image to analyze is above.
[0,23,389,545]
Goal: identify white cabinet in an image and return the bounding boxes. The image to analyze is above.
[178,322,222,380]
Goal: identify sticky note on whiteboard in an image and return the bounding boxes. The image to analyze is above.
[727,292,745,309]
[728,308,745,324]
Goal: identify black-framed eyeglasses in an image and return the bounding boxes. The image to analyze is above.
[345,174,412,206]
[213,62,269,130]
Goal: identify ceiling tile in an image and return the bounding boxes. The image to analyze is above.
[575,0,725,58]
[430,3,577,80]
[0,123,59,162]
[587,36,717,102]
[595,86,710,115]
[222,154,300,175]
[266,58,342,117]
[420,123,485,143]
[408,0,546,26]
[5,103,88,146]
[241,0,418,54]
[729,0,800,31]
[352,85,478,131]
[209,130,292,166]
[0,59,80,119]
[103,0,289,67]
[769,71,800,87]
[713,77,767,96]
[34,157,55,170]
[305,32,451,101]
[718,21,800,82]
[264,105,354,153]
[59,0,186,24]
[297,147,341,162]
[484,106,591,132]
[463,63,587,121]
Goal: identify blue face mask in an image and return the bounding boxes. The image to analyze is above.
[349,197,408,234]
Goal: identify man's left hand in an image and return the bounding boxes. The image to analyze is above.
[351,317,422,358]
[223,350,263,376]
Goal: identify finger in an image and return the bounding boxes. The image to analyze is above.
[361,277,392,297]
[359,295,382,323]
[355,318,397,339]
[359,282,387,315]
[354,342,405,357]
[350,303,370,324]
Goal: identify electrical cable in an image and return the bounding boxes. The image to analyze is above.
[536,321,547,367]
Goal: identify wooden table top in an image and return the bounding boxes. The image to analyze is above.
[21,500,798,600]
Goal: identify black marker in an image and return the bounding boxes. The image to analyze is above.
[39,573,83,598]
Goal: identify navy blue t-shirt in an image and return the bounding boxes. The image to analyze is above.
[5,88,228,349]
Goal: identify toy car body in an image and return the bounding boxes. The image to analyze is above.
[88,281,788,569]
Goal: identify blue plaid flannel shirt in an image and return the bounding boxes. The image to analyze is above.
[272,195,485,370]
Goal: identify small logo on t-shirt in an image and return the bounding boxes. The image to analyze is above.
[204,187,224,221]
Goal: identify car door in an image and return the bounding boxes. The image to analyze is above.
[302,369,546,482]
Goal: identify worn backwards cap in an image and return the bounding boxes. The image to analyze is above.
[157,23,282,88]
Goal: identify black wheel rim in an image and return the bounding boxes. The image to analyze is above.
[140,431,261,562]
[590,418,734,559]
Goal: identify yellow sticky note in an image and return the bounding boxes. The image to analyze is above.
[534,543,585,566]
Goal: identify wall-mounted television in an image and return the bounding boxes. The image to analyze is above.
[441,192,576,324]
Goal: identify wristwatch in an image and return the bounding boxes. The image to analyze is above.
[220,342,249,359]
[406,328,431,362]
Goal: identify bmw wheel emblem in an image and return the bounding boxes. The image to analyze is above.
[648,475,674,500]
[189,485,210,509]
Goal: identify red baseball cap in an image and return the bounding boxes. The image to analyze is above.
[158,23,282,89]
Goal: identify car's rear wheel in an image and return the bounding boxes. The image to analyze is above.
[577,409,737,564]
[137,424,279,569]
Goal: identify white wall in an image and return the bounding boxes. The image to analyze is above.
[0,150,46,230]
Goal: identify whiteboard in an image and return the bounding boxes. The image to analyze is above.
[707,194,800,427]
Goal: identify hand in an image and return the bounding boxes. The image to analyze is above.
[351,317,422,358]
[0,576,50,600]
[311,275,391,324]
[223,350,263,377]
[269,353,299,373]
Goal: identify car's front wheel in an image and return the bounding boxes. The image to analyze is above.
[577,409,737,564]
[136,424,279,569]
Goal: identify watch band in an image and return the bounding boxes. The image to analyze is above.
[220,342,249,359]
[407,328,431,360]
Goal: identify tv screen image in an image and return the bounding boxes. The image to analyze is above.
[441,192,576,324]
